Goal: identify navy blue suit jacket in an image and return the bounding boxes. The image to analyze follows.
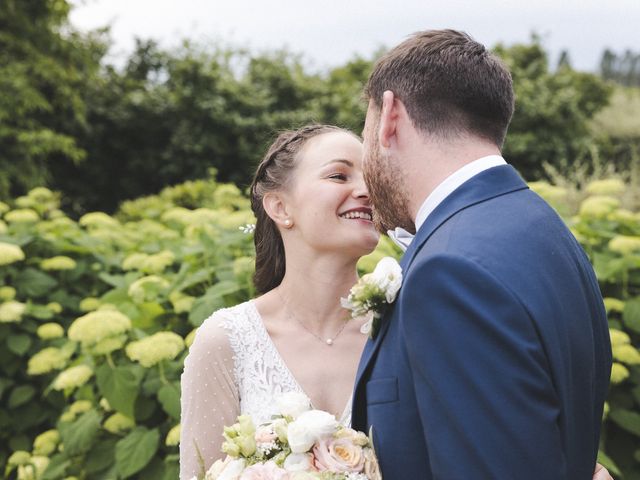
[352,165,612,479]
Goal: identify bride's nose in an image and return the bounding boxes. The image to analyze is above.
[352,177,370,200]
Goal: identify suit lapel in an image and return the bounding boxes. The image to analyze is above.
[353,165,529,396]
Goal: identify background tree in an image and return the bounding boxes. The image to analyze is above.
[496,39,612,179]
[0,0,106,200]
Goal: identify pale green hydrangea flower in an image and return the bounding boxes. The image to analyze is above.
[79,297,101,312]
[586,178,625,196]
[0,301,27,323]
[185,329,197,348]
[170,291,195,314]
[40,256,77,271]
[609,235,640,255]
[122,253,148,271]
[37,323,65,340]
[79,212,119,229]
[17,455,49,480]
[0,219,7,234]
[216,210,256,230]
[161,207,194,225]
[8,451,31,466]
[613,344,640,365]
[33,429,60,456]
[28,347,71,375]
[5,208,39,223]
[603,402,610,420]
[610,328,631,347]
[59,412,75,423]
[212,184,247,209]
[165,424,181,446]
[579,195,620,218]
[608,208,637,223]
[52,365,93,391]
[90,334,127,355]
[0,286,16,301]
[103,412,135,434]
[610,362,629,384]
[122,250,175,274]
[0,242,25,266]
[125,331,185,367]
[99,397,112,412]
[46,302,63,314]
[68,310,131,349]
[528,181,568,203]
[0,201,9,215]
[27,187,55,202]
[69,400,93,415]
[128,275,170,303]
[604,297,625,313]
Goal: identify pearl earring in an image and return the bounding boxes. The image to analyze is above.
[285,219,292,227]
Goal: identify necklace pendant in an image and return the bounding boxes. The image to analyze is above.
[326,338,334,346]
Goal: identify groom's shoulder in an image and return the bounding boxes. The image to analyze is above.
[415,188,573,265]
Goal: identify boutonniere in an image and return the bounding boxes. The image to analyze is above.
[341,257,403,339]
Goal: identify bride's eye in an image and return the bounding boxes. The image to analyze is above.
[328,173,348,181]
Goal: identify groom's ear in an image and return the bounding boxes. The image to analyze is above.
[379,90,399,149]
[263,192,292,229]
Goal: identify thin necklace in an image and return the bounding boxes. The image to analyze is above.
[277,290,348,346]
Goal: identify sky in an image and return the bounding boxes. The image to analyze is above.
[69,0,640,73]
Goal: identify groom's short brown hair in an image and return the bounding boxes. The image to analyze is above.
[365,29,514,147]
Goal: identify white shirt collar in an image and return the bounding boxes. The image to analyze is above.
[388,155,506,250]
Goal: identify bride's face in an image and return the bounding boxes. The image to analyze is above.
[285,131,380,256]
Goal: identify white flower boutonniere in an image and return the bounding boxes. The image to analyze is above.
[341,257,403,339]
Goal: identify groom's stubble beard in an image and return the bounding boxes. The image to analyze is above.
[363,128,416,235]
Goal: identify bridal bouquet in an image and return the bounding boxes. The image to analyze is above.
[195,392,381,480]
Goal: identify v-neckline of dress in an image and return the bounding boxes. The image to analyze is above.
[247,300,353,424]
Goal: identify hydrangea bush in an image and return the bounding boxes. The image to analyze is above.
[4,172,634,478]
[0,178,260,479]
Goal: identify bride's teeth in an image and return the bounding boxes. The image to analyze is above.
[340,211,372,220]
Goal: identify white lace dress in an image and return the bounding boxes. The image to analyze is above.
[179,300,352,479]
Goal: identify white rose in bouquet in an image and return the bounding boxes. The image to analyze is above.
[275,391,312,419]
[287,410,338,454]
[369,257,403,302]
[206,457,246,480]
[283,453,314,472]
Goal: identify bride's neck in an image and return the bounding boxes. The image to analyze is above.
[276,251,359,323]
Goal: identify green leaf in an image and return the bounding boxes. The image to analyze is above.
[7,333,31,356]
[132,302,165,329]
[157,383,181,420]
[188,280,239,326]
[623,298,640,334]
[8,385,35,408]
[96,364,141,418]
[99,272,128,288]
[14,268,58,297]
[41,454,71,480]
[115,427,160,478]
[163,455,180,480]
[610,408,640,437]
[597,449,622,477]
[85,438,117,474]
[28,304,54,320]
[58,410,102,456]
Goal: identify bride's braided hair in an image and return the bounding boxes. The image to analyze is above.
[250,124,349,294]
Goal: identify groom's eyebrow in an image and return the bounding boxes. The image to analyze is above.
[322,159,354,167]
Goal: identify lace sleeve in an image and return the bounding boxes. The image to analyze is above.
[179,311,239,479]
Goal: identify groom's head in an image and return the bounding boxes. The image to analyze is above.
[362,29,515,233]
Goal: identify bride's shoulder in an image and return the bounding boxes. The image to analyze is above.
[194,300,256,342]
